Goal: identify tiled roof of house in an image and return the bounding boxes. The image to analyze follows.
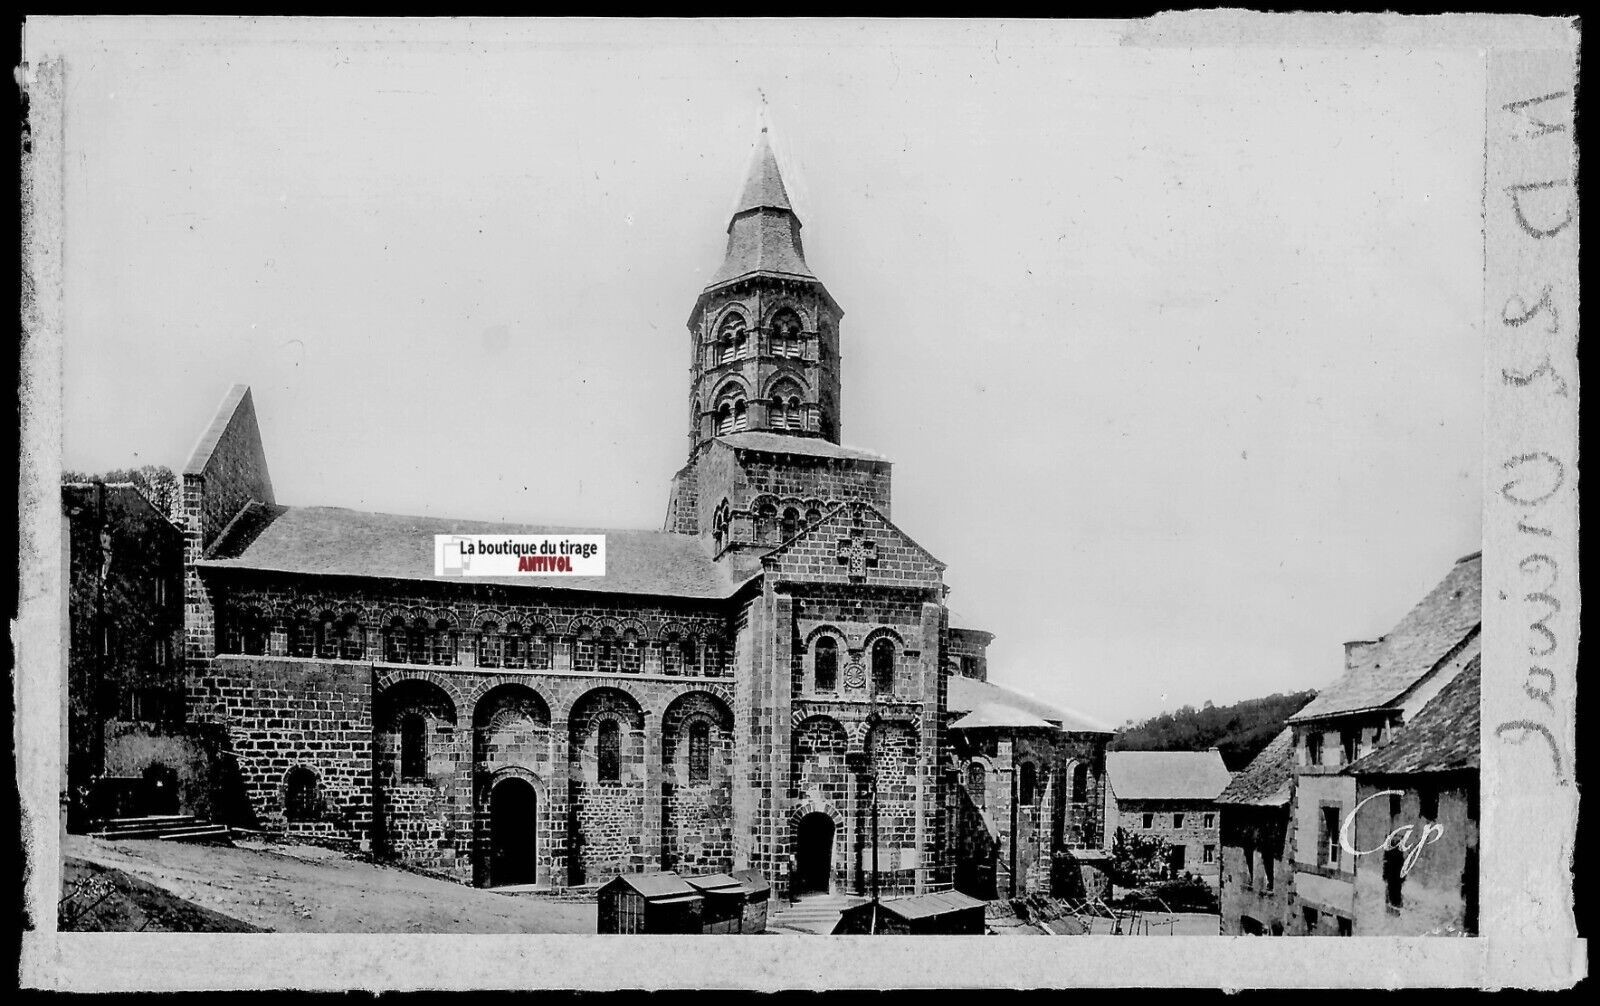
[1216,728,1297,807]
[947,675,1112,734]
[1289,552,1481,722]
[1106,749,1234,802]
[1346,655,1480,776]
[714,431,886,463]
[197,505,738,599]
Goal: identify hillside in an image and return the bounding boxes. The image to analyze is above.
[1111,690,1316,771]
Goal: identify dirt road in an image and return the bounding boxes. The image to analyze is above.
[65,834,596,934]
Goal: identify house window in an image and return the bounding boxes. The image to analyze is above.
[1203,844,1216,864]
[1302,907,1319,934]
[1341,730,1359,765]
[688,721,710,785]
[1173,813,1185,829]
[1018,762,1037,806]
[1322,806,1342,868]
[1242,842,1255,888]
[284,767,319,822]
[1203,813,1215,829]
[1337,917,1353,937]
[400,714,428,781]
[1142,813,1154,830]
[814,637,838,691]
[1419,787,1439,822]
[1306,733,1324,767]
[1384,846,1405,912]
[871,638,895,695]
[597,720,621,783]
[1072,763,1089,802]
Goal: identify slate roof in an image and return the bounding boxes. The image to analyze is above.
[947,675,1113,734]
[1346,655,1480,776]
[1106,749,1234,803]
[949,702,1055,731]
[182,384,253,476]
[872,890,986,920]
[706,130,818,290]
[197,505,738,599]
[1290,552,1481,722]
[602,871,699,899]
[1216,728,1297,807]
[715,431,886,463]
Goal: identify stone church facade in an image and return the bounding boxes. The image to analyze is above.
[178,131,1013,897]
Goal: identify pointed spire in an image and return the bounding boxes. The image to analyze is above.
[735,127,793,216]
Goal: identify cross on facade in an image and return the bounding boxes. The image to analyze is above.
[836,535,878,581]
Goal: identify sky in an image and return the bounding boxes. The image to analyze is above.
[32,18,1486,726]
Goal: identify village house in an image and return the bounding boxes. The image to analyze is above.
[1218,549,1480,937]
[61,482,192,827]
[1104,749,1233,883]
[1215,728,1297,935]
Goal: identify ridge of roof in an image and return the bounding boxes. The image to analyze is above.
[1289,552,1481,722]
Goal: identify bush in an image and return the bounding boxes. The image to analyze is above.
[1116,874,1218,914]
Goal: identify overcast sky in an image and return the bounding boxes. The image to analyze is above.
[34,19,1485,725]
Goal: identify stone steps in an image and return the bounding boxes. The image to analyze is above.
[766,895,866,935]
[90,815,232,844]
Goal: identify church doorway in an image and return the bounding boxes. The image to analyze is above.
[795,812,836,895]
[488,777,538,887]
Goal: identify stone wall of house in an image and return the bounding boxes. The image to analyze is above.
[1349,775,1477,936]
[1219,804,1295,935]
[1111,798,1223,880]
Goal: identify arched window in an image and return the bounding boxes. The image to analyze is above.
[780,507,799,542]
[316,612,338,659]
[717,402,734,435]
[527,627,550,670]
[1019,762,1038,806]
[597,720,621,783]
[503,623,524,669]
[384,617,407,663]
[770,393,788,429]
[733,399,748,432]
[871,638,895,695]
[967,763,986,799]
[713,500,730,552]
[1072,763,1089,802]
[338,614,363,660]
[688,721,710,785]
[241,610,268,656]
[814,637,839,692]
[400,713,427,780]
[477,622,501,668]
[432,619,455,666]
[756,501,777,543]
[409,618,431,665]
[290,613,314,658]
[771,308,802,357]
[718,315,745,363]
[805,507,821,525]
[679,636,699,675]
[284,767,319,822]
[787,396,803,430]
[598,628,616,670]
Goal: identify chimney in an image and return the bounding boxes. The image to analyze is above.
[1343,639,1380,672]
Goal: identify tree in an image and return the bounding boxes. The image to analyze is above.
[63,465,182,523]
[1109,827,1172,887]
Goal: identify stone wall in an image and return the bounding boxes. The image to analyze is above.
[188,654,372,846]
[1218,803,1294,935]
[1349,775,1477,936]
[1111,797,1223,881]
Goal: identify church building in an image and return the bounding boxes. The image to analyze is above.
[177,130,1097,898]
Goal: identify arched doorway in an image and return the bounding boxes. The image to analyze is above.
[488,777,538,887]
[795,812,836,895]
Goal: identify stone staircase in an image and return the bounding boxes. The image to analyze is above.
[765,893,867,935]
[88,814,233,844]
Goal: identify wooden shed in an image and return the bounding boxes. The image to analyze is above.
[685,869,772,934]
[595,871,704,934]
[833,891,988,935]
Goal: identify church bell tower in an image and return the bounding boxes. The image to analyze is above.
[685,128,844,454]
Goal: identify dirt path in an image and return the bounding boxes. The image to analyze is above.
[65,834,596,934]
